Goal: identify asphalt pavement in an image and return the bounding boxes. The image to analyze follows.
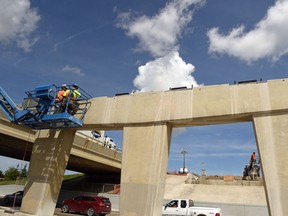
[0,185,119,216]
[54,208,119,216]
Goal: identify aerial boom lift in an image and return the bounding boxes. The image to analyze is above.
[0,84,92,129]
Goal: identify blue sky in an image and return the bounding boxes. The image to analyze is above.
[0,0,288,176]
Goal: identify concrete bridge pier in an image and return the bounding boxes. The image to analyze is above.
[17,129,76,216]
[253,113,288,216]
[120,124,172,216]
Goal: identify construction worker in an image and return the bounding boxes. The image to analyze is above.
[55,84,67,113]
[246,152,257,172]
[250,152,257,163]
[63,84,81,115]
[63,84,81,100]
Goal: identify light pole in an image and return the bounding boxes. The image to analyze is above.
[181,149,188,173]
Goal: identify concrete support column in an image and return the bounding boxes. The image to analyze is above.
[120,124,172,216]
[253,113,288,216]
[18,129,76,216]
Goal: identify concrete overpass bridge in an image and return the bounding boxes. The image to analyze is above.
[0,111,121,174]
[1,78,288,216]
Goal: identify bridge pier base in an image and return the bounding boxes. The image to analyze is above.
[19,129,76,216]
[253,113,288,216]
[120,124,172,216]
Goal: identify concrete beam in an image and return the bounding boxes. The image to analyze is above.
[0,112,121,174]
[83,79,288,128]
[0,112,36,142]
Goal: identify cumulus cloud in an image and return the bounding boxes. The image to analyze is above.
[118,0,205,58]
[207,0,288,63]
[0,0,40,52]
[134,51,197,91]
[117,0,205,92]
[62,65,85,76]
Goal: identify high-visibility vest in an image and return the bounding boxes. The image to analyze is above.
[56,90,65,101]
[64,89,81,100]
[73,89,81,99]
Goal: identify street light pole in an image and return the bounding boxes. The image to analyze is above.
[181,149,188,173]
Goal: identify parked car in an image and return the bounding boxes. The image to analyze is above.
[61,195,111,216]
[3,191,24,205]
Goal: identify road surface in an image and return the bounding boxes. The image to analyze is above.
[0,198,119,216]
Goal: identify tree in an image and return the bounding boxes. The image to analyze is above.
[4,167,19,180]
[0,170,4,179]
[19,164,28,178]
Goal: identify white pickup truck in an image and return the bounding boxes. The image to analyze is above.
[162,199,222,216]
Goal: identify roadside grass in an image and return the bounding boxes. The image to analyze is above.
[63,173,84,181]
[0,180,21,186]
[0,173,84,186]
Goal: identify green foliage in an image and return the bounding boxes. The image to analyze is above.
[0,170,4,178]
[0,169,82,185]
[19,164,28,178]
[4,167,19,180]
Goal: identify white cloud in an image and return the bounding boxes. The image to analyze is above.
[0,0,40,52]
[134,51,197,92]
[118,0,205,57]
[118,0,204,92]
[172,127,187,137]
[62,65,85,76]
[17,36,39,52]
[207,0,288,63]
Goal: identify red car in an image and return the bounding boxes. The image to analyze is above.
[61,195,111,216]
